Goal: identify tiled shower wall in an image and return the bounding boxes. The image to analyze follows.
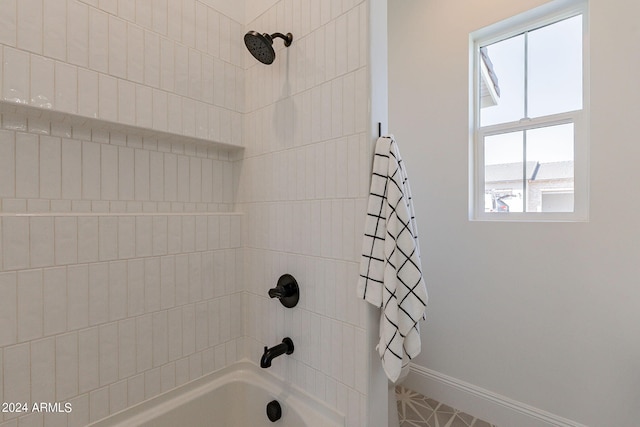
[239,1,372,425]
[0,0,245,426]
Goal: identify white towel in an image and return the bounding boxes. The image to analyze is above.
[357,135,428,383]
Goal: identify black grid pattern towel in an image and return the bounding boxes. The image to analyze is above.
[357,135,428,382]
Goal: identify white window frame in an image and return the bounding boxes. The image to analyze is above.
[469,0,589,222]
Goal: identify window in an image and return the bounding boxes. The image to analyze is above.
[471,2,588,221]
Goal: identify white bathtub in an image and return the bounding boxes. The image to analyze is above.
[88,360,345,427]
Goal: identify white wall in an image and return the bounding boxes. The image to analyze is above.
[389,1,640,426]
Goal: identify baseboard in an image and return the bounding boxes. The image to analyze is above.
[402,363,588,427]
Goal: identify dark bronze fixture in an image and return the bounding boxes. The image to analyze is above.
[260,337,294,368]
[268,274,299,308]
[244,30,293,65]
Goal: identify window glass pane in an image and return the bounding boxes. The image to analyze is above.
[525,123,574,212]
[484,131,524,212]
[527,15,582,117]
[480,34,525,127]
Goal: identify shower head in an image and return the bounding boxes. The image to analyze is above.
[244,31,293,65]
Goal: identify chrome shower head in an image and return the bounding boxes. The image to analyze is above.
[244,31,293,65]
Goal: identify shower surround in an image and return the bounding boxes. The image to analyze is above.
[0,0,383,426]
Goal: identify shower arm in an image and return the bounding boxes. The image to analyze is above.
[270,32,293,47]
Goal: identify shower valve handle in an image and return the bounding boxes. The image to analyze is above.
[268,274,299,308]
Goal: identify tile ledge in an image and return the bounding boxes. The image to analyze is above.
[0,101,244,152]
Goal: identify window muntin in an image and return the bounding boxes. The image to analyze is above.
[473,6,587,220]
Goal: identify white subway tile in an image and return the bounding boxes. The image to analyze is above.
[67,0,89,67]
[78,216,99,263]
[0,130,15,197]
[0,0,16,46]
[159,255,175,310]
[43,267,67,336]
[166,0,181,40]
[118,318,136,379]
[181,0,195,47]
[175,254,189,306]
[152,89,168,133]
[2,217,29,270]
[182,98,196,137]
[17,0,43,54]
[82,141,101,199]
[128,374,145,406]
[99,144,118,200]
[61,138,81,199]
[39,136,61,199]
[160,362,175,392]
[159,38,174,92]
[167,307,182,361]
[15,132,39,199]
[89,9,109,73]
[217,13,230,62]
[133,149,150,201]
[136,85,153,129]
[55,216,78,265]
[151,312,168,368]
[89,387,109,422]
[99,323,118,386]
[144,31,160,88]
[125,259,144,318]
[135,216,152,257]
[67,265,89,330]
[135,0,152,29]
[188,49,202,101]
[174,45,188,96]
[4,343,30,403]
[206,8,219,57]
[118,0,135,22]
[118,80,136,126]
[78,327,99,393]
[2,47,29,105]
[152,0,168,35]
[175,357,189,387]
[109,261,127,321]
[17,269,43,342]
[30,217,54,268]
[181,305,195,356]
[98,74,118,122]
[0,273,17,346]
[77,68,98,118]
[177,155,190,202]
[145,257,161,312]
[118,146,135,200]
[137,314,153,372]
[31,337,55,403]
[109,16,127,79]
[56,332,79,400]
[167,94,182,135]
[99,216,118,261]
[181,216,195,252]
[117,216,135,259]
[89,263,109,326]
[54,61,78,114]
[188,252,201,303]
[223,62,235,110]
[195,102,208,139]
[201,252,213,299]
[189,158,202,203]
[29,55,54,109]
[127,24,144,84]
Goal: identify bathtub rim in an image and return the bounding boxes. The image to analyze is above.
[87,358,345,427]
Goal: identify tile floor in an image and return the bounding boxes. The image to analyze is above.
[396,386,497,427]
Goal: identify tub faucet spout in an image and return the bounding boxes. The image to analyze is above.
[260,337,294,368]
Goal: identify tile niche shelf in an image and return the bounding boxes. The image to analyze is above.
[0,100,244,154]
